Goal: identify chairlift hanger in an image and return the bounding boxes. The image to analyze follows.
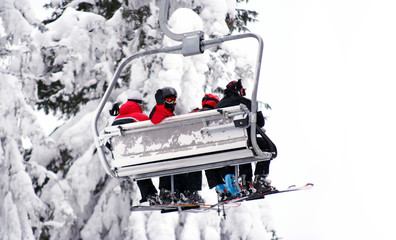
[92,0,270,179]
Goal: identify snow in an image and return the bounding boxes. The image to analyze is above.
[2,193,22,239]
[168,8,203,33]
[0,0,37,45]
[199,0,229,36]
[66,145,105,212]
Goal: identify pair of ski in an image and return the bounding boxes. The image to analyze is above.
[131,183,314,213]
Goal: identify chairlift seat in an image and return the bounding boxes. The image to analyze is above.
[98,105,272,180]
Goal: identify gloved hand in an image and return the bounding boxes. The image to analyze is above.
[109,102,120,116]
[155,89,165,105]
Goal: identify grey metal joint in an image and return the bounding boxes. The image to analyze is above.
[239,104,250,115]
[250,112,257,123]
[182,31,205,56]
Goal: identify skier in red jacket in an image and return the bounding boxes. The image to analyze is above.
[111,90,160,205]
[149,87,178,124]
[190,93,220,113]
[149,87,205,204]
[112,91,149,125]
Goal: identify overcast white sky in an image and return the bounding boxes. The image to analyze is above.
[239,0,396,239]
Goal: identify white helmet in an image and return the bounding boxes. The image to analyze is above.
[127,90,143,103]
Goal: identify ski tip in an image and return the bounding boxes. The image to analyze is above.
[286,183,314,190]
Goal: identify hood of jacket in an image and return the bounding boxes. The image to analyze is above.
[118,100,143,115]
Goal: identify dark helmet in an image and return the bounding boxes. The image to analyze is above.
[202,93,220,109]
[159,86,177,110]
[226,79,246,96]
[161,86,178,98]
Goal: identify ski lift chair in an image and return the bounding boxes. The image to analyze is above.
[92,0,276,183]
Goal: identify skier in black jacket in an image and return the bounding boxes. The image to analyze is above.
[205,79,276,198]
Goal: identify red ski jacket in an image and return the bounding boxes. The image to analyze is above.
[112,101,149,125]
[149,104,175,124]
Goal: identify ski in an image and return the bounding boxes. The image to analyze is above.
[205,183,314,211]
[130,202,241,213]
[241,182,314,202]
[131,203,210,213]
[130,183,314,213]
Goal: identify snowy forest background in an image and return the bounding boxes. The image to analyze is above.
[0,0,279,239]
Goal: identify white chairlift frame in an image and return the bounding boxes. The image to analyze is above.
[92,0,269,179]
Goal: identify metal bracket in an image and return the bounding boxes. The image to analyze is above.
[117,125,125,136]
[217,109,231,120]
[159,0,205,56]
[233,114,250,128]
[182,31,204,56]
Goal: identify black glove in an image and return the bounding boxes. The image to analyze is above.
[155,89,165,105]
[109,102,120,116]
[164,102,176,112]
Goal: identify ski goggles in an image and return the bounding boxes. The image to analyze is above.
[239,88,246,97]
[165,96,177,103]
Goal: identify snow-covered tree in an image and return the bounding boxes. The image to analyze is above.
[0,0,276,239]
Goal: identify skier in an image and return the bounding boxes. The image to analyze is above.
[205,80,276,200]
[111,90,160,205]
[149,87,204,204]
[165,93,220,203]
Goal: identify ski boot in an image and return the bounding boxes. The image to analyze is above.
[224,174,240,199]
[159,188,180,204]
[146,194,162,206]
[238,174,256,196]
[253,174,273,193]
[215,184,229,202]
[180,190,205,204]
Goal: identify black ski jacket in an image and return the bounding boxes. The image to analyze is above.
[215,93,265,127]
